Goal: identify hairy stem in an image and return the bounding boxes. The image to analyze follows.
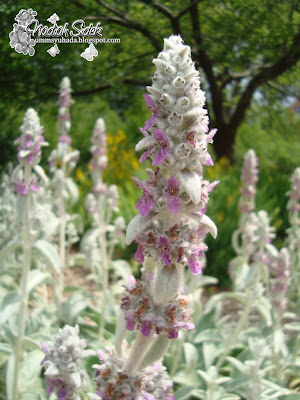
[123,331,154,375]
[98,192,109,338]
[13,165,32,400]
[57,186,66,319]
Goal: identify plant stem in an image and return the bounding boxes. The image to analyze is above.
[99,229,108,338]
[57,189,66,319]
[123,331,154,375]
[12,166,32,400]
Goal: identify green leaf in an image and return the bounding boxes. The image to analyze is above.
[65,177,79,203]
[0,292,20,327]
[173,370,202,387]
[183,343,198,370]
[174,386,197,400]
[19,350,43,390]
[220,394,241,400]
[191,389,206,400]
[61,291,90,325]
[284,323,300,332]
[194,329,223,344]
[28,269,50,294]
[255,297,272,327]
[6,354,15,400]
[0,238,21,260]
[111,259,131,280]
[34,240,61,274]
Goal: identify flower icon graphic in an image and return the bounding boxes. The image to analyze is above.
[47,13,60,25]
[9,24,35,56]
[15,8,37,27]
[47,44,60,57]
[80,43,98,62]
[9,8,37,56]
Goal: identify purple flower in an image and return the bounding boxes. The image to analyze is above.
[135,244,145,263]
[124,311,136,331]
[187,254,202,275]
[158,236,172,266]
[45,378,68,400]
[153,129,169,166]
[40,342,50,365]
[132,177,155,216]
[14,180,28,196]
[139,146,153,163]
[142,94,159,130]
[143,394,155,400]
[30,179,39,192]
[58,135,72,144]
[165,176,181,214]
[141,319,153,336]
[168,328,178,339]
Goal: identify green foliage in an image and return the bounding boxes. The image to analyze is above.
[205,106,300,286]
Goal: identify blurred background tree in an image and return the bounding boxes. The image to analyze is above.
[1,0,299,162]
[0,0,299,285]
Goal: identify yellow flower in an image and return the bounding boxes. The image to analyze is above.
[217,212,224,222]
[75,167,84,182]
[227,194,233,204]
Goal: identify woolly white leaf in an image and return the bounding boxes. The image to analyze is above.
[34,240,61,274]
[44,364,59,376]
[70,372,81,389]
[135,136,155,151]
[179,169,201,204]
[125,212,157,244]
[33,165,49,184]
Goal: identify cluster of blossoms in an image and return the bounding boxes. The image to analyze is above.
[89,348,174,400]
[269,248,291,313]
[127,35,218,277]
[83,118,125,259]
[238,149,259,214]
[229,151,276,288]
[41,325,94,400]
[85,118,120,216]
[13,108,48,196]
[121,275,194,339]
[90,118,108,178]
[49,77,79,175]
[41,36,217,400]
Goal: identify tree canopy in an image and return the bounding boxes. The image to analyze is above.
[1,0,299,159]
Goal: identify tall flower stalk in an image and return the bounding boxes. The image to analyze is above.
[83,118,125,337]
[88,35,218,399]
[49,77,79,318]
[12,108,48,400]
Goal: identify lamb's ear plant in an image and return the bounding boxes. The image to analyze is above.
[81,117,127,338]
[48,77,81,319]
[0,165,19,294]
[41,34,219,399]
[286,167,300,298]
[5,108,49,400]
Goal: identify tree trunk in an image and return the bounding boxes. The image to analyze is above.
[213,123,236,162]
